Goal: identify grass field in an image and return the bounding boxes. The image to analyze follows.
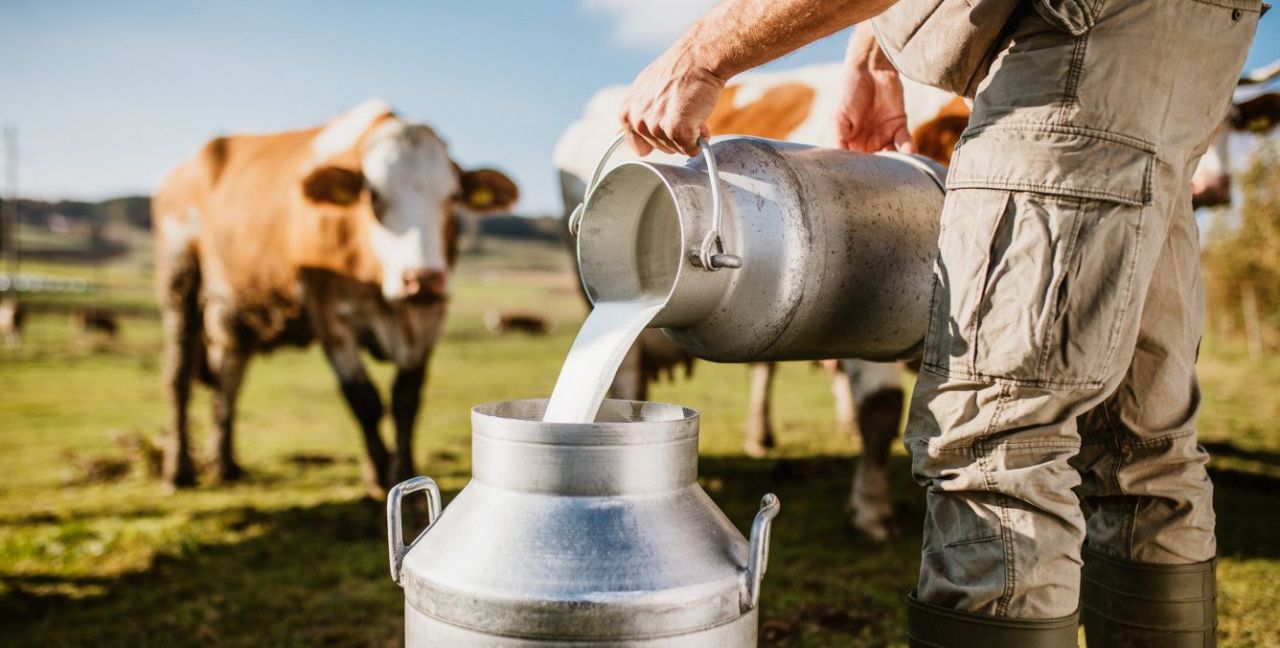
[1,236,1278,647]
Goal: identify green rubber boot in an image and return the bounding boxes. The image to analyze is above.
[1081,545,1217,647]
[905,590,1079,648]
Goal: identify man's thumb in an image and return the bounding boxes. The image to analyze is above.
[893,128,916,155]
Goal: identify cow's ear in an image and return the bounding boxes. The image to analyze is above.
[301,166,365,206]
[458,168,519,213]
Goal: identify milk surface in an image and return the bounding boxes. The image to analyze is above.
[543,299,664,423]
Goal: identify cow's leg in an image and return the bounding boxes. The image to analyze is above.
[158,255,201,489]
[320,334,391,498]
[845,360,905,541]
[743,362,777,458]
[207,342,250,482]
[389,362,427,486]
[822,359,857,438]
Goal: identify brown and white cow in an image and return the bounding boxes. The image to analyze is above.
[153,99,517,494]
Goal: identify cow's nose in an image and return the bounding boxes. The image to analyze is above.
[402,268,447,300]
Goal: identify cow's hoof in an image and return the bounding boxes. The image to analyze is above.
[162,474,196,494]
[743,427,777,458]
[363,480,389,502]
[848,508,899,542]
[743,439,771,458]
[163,456,198,492]
[212,461,245,484]
[359,462,388,500]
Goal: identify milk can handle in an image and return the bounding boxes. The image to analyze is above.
[387,476,443,587]
[567,133,741,271]
[743,493,781,611]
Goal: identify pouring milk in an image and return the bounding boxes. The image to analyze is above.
[542,299,664,423]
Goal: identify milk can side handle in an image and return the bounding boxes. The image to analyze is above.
[567,134,741,271]
[743,493,781,611]
[386,476,443,587]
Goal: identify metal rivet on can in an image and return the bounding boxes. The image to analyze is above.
[1231,8,1243,20]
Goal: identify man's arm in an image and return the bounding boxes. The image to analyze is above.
[619,0,898,156]
[834,24,914,153]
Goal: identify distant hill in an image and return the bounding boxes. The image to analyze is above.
[1,195,151,230]
[0,194,563,249]
[478,214,565,243]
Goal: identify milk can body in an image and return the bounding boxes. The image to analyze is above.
[387,399,780,647]
[576,136,946,363]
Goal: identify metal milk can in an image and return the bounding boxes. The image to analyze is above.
[387,399,781,646]
[570,135,946,363]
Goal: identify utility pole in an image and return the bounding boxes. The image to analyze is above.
[2,125,17,284]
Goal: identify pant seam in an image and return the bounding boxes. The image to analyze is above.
[1057,32,1090,122]
[1101,394,1139,560]
[1125,429,1198,449]
[977,383,1018,617]
[919,362,1103,391]
[944,534,1004,549]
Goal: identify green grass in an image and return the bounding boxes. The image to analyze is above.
[1,237,1278,647]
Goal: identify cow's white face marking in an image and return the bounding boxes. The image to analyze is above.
[361,120,458,301]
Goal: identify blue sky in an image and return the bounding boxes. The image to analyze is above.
[2,1,1278,215]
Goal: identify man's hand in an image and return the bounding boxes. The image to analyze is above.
[617,0,896,157]
[834,25,914,154]
[619,47,722,157]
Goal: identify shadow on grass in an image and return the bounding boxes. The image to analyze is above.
[1203,441,1280,467]
[0,496,414,647]
[1,453,1276,647]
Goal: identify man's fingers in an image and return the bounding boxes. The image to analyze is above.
[624,128,654,156]
[635,119,673,155]
[667,124,700,156]
[619,105,653,156]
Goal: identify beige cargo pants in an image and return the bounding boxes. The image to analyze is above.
[906,0,1262,618]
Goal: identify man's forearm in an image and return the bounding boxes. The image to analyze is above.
[679,0,897,81]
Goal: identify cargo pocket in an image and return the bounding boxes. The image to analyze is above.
[925,124,1155,389]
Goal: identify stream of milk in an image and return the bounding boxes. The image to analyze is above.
[542,299,664,423]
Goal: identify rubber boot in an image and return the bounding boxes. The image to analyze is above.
[1081,545,1217,647]
[905,590,1079,648]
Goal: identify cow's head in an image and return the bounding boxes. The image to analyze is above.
[300,100,518,302]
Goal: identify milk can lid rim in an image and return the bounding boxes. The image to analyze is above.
[470,399,699,445]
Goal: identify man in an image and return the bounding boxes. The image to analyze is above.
[617,0,1261,645]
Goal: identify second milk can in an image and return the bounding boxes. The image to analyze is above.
[572,135,946,363]
[387,399,781,646]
